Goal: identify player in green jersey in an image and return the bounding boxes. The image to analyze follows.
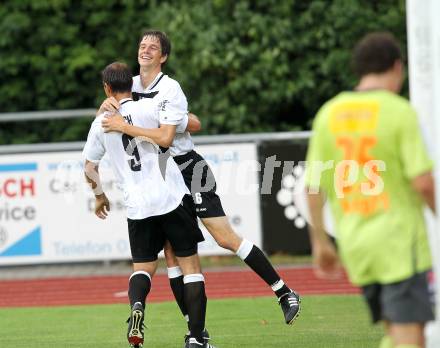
[305,32,436,348]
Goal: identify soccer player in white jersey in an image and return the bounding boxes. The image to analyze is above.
[99,30,301,334]
[84,62,216,348]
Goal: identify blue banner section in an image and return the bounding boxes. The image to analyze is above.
[0,227,42,257]
[0,163,38,172]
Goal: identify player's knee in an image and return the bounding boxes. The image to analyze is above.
[202,217,241,251]
[132,261,157,276]
[176,254,201,275]
[389,323,424,347]
[164,244,179,267]
[215,235,235,251]
[165,255,179,267]
[215,228,242,251]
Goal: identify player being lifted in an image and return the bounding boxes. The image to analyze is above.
[85,62,216,348]
[99,30,301,338]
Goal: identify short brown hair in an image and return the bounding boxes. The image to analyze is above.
[101,62,133,93]
[352,32,402,78]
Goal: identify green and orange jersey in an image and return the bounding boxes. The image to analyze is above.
[305,90,433,286]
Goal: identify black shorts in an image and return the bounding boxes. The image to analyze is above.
[127,195,204,263]
[173,150,226,219]
[362,271,435,324]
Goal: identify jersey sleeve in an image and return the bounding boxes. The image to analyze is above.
[175,113,189,133]
[82,117,106,163]
[157,82,188,127]
[398,104,434,179]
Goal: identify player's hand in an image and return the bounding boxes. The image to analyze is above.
[97,97,120,115]
[187,112,202,133]
[312,240,342,280]
[95,193,110,219]
[102,113,126,133]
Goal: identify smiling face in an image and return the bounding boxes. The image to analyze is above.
[138,35,168,70]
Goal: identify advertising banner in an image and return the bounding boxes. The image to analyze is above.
[258,140,311,255]
[0,143,261,265]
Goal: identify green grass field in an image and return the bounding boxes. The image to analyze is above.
[0,295,383,348]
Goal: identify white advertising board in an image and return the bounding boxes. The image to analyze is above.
[0,143,261,265]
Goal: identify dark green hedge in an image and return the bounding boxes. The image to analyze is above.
[0,0,406,144]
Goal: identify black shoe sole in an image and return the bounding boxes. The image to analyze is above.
[286,305,301,325]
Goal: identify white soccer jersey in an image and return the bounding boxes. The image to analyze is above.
[132,72,195,156]
[83,98,189,220]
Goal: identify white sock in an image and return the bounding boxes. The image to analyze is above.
[183,274,205,284]
[167,266,183,279]
[236,239,254,260]
[271,280,285,292]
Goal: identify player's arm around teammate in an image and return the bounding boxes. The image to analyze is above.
[101,109,201,147]
[99,96,201,133]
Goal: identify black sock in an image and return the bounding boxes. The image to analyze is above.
[273,282,291,299]
[128,272,152,308]
[243,245,280,285]
[242,245,291,298]
[169,275,189,324]
[183,275,207,343]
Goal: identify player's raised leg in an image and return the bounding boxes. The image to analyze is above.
[201,215,301,324]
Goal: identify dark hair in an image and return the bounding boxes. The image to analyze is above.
[139,29,171,59]
[101,62,133,93]
[352,32,402,78]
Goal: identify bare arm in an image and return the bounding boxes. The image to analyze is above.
[412,171,436,213]
[84,160,103,195]
[308,191,331,244]
[307,190,341,278]
[102,114,177,148]
[84,160,110,219]
[187,113,202,133]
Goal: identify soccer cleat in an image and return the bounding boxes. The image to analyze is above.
[278,290,301,325]
[127,302,145,347]
[187,337,216,348]
[184,328,210,348]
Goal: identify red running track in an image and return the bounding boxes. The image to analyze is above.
[0,266,358,308]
